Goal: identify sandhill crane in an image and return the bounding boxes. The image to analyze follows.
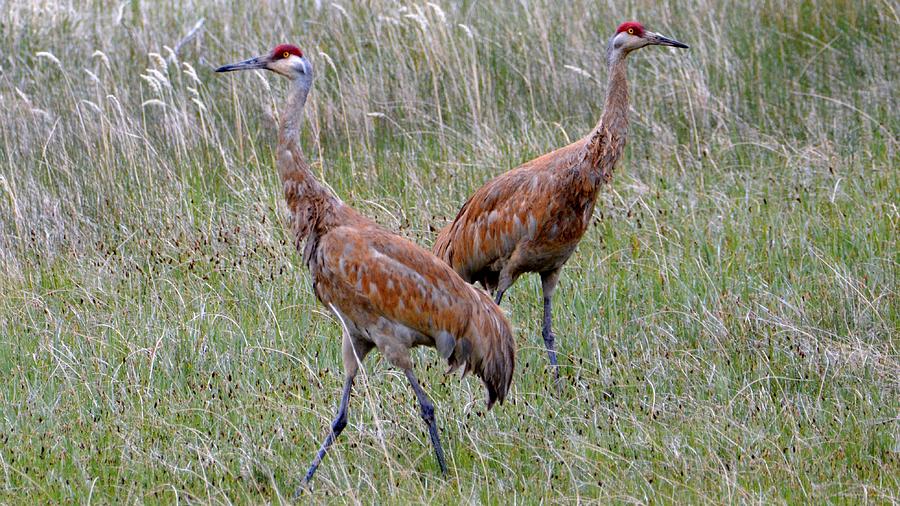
[216,44,515,486]
[433,22,688,386]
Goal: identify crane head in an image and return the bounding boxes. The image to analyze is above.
[215,44,312,80]
[608,21,688,59]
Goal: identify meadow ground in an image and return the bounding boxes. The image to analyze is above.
[0,0,897,503]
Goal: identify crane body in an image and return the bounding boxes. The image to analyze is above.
[216,44,515,487]
[434,22,688,386]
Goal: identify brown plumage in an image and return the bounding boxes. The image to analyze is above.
[216,44,514,487]
[434,22,688,386]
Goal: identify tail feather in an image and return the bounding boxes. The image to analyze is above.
[453,288,515,409]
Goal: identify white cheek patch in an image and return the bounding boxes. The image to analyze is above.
[272,57,301,76]
[281,55,310,76]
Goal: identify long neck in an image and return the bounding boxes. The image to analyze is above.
[598,53,629,143]
[279,78,311,145]
[583,51,630,185]
[277,78,341,247]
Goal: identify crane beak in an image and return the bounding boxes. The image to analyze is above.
[215,56,269,73]
[647,32,689,49]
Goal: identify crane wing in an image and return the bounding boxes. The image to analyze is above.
[313,225,477,341]
[433,142,591,281]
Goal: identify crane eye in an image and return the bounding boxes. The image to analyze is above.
[627,28,635,35]
[283,51,291,59]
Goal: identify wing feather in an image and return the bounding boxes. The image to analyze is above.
[315,226,475,339]
[434,142,587,279]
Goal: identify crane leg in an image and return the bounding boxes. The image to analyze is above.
[298,332,371,493]
[300,375,354,487]
[540,270,562,391]
[404,369,448,474]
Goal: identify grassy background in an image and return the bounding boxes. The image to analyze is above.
[1,0,897,503]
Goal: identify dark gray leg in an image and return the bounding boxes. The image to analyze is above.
[300,376,354,487]
[542,295,561,384]
[540,270,562,389]
[494,289,507,305]
[404,369,447,474]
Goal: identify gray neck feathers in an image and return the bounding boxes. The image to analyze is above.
[599,53,629,136]
[581,43,630,186]
[280,76,312,143]
[275,71,342,242]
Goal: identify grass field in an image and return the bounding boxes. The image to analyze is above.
[1,0,897,503]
